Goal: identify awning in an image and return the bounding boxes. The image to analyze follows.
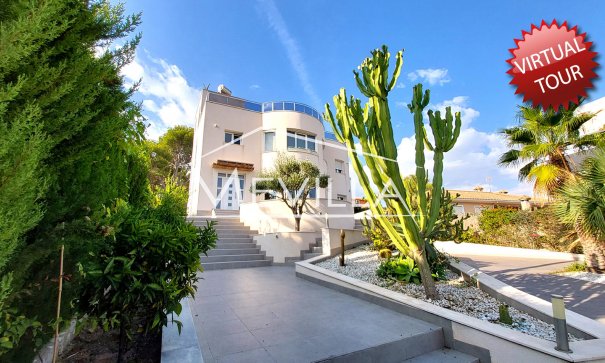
[212,160,254,172]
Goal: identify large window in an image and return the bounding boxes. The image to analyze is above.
[287,131,316,152]
[264,131,275,152]
[225,131,242,145]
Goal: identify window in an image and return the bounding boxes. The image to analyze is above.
[474,206,487,215]
[335,160,344,174]
[224,131,242,145]
[337,194,346,201]
[309,188,316,199]
[264,131,275,152]
[287,131,316,152]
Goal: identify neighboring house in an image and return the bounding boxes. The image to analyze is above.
[187,86,354,232]
[353,197,369,213]
[567,97,605,168]
[449,187,536,216]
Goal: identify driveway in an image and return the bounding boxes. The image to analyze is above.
[452,253,605,324]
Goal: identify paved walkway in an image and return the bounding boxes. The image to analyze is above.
[190,266,441,363]
[453,254,605,324]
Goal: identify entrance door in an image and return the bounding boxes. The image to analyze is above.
[216,173,245,210]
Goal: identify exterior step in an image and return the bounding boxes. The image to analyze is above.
[216,233,252,238]
[404,349,479,363]
[217,237,253,243]
[207,248,260,256]
[215,242,256,249]
[311,246,322,253]
[303,252,321,260]
[201,254,266,263]
[202,259,272,270]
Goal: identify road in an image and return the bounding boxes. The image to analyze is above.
[452,253,605,324]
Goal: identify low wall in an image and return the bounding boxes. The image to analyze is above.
[296,257,605,363]
[254,231,320,263]
[321,228,369,256]
[436,241,584,261]
[240,199,354,233]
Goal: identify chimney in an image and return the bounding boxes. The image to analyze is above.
[473,186,484,192]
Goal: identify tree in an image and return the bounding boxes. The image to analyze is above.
[252,154,328,231]
[324,46,462,299]
[499,103,600,198]
[0,0,145,357]
[555,148,605,272]
[146,126,194,189]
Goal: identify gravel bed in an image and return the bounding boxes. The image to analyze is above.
[316,244,582,342]
[558,271,605,284]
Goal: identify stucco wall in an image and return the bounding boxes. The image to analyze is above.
[253,231,320,263]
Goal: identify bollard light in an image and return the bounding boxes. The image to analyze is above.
[551,294,572,353]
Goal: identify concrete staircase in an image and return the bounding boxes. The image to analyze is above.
[354,219,364,230]
[300,237,323,260]
[189,211,272,270]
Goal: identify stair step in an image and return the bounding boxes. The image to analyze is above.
[201,254,266,263]
[303,252,322,260]
[404,349,479,363]
[207,248,260,256]
[217,237,253,242]
[202,259,271,270]
[215,243,256,249]
[312,246,322,253]
[216,233,252,238]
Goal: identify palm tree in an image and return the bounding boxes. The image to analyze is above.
[555,148,605,272]
[499,102,600,198]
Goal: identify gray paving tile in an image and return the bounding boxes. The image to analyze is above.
[207,331,261,357]
[250,323,303,347]
[201,318,248,337]
[217,347,275,363]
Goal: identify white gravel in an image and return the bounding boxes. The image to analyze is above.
[316,244,582,342]
[558,271,605,284]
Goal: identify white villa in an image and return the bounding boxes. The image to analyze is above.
[187,86,355,233]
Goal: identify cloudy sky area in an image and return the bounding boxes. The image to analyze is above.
[119,0,605,197]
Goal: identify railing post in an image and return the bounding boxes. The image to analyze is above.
[551,294,572,353]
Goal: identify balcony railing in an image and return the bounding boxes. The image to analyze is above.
[207,92,322,122]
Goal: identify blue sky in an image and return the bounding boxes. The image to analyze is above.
[119,0,605,196]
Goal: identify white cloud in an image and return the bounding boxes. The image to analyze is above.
[121,52,200,140]
[429,96,480,127]
[408,68,450,86]
[250,84,261,90]
[395,82,405,89]
[256,0,321,108]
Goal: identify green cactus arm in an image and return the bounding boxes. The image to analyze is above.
[387,50,403,91]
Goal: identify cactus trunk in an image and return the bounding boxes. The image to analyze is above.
[325,46,461,300]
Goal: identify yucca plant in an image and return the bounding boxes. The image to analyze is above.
[555,148,605,272]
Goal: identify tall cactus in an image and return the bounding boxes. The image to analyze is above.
[324,46,462,299]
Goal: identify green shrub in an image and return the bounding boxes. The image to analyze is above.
[75,191,217,356]
[561,262,587,273]
[474,207,574,252]
[361,218,392,251]
[378,249,392,259]
[0,274,42,356]
[377,256,421,284]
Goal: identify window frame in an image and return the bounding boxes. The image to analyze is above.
[335,160,344,174]
[287,130,316,152]
[264,131,276,152]
[224,131,243,145]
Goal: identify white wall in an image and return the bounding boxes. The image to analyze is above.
[253,232,320,263]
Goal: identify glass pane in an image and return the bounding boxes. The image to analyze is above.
[224,133,232,143]
[284,102,294,110]
[239,178,244,189]
[287,132,296,148]
[307,135,315,151]
[304,106,312,115]
[245,101,262,112]
[274,102,284,110]
[217,177,222,187]
[263,102,273,112]
[295,103,305,112]
[309,188,316,198]
[312,110,318,119]
[233,135,241,145]
[265,132,275,151]
[296,134,305,149]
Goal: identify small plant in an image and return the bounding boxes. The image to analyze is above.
[361,217,393,251]
[378,249,392,259]
[499,304,513,325]
[376,257,421,284]
[562,262,587,273]
[0,274,41,356]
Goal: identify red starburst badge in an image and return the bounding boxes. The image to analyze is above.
[507,20,598,110]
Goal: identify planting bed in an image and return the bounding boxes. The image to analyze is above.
[316,244,582,342]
